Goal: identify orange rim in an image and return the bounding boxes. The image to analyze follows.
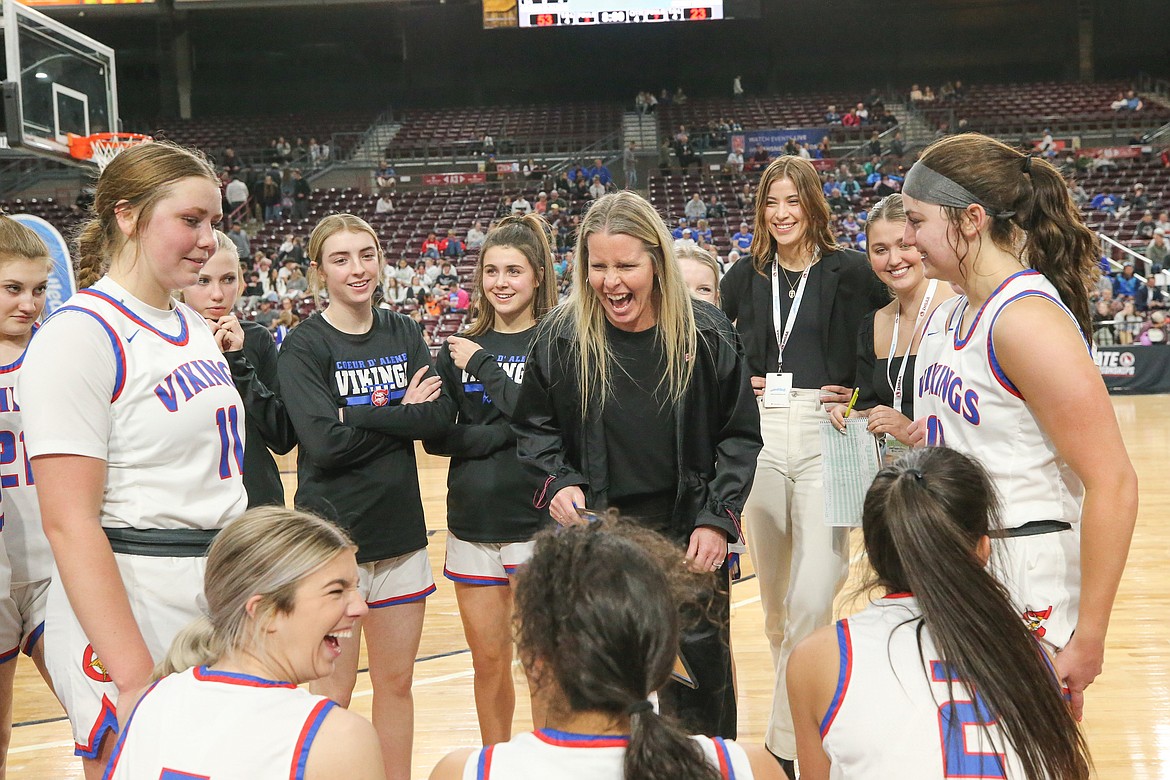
[67,132,152,161]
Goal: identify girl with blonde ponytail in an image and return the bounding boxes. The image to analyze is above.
[789,447,1090,779]
[901,133,1137,724]
[430,519,783,780]
[18,141,249,779]
[106,507,384,779]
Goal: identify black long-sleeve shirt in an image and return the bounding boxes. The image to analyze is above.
[278,310,454,563]
[228,321,297,508]
[423,327,548,543]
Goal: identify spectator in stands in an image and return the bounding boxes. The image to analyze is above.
[227,223,251,258]
[840,175,862,202]
[708,194,726,218]
[1156,212,1170,233]
[1140,310,1168,344]
[1115,299,1142,344]
[481,133,496,156]
[1068,179,1089,208]
[573,174,591,201]
[1114,262,1141,299]
[1136,275,1166,313]
[727,148,744,175]
[308,137,321,167]
[243,271,263,300]
[731,222,753,252]
[921,86,936,101]
[694,218,713,245]
[588,175,606,200]
[1110,92,1129,110]
[827,188,849,213]
[1092,299,1116,347]
[674,137,700,174]
[376,190,395,214]
[855,102,869,124]
[1131,184,1150,213]
[674,86,688,104]
[275,136,292,162]
[389,257,412,286]
[285,264,308,298]
[1135,211,1157,241]
[290,169,311,220]
[441,229,465,259]
[737,182,754,210]
[840,211,862,236]
[511,193,533,215]
[888,130,905,158]
[406,274,430,305]
[733,75,744,99]
[1090,188,1119,217]
[437,262,460,288]
[685,193,708,220]
[867,131,882,158]
[376,160,396,189]
[817,137,833,159]
[467,220,487,250]
[823,105,841,124]
[587,157,613,186]
[254,298,279,330]
[548,189,567,212]
[676,228,696,249]
[1147,230,1169,267]
[277,235,305,266]
[671,218,689,240]
[318,140,331,164]
[750,144,770,171]
[909,84,923,101]
[623,141,638,189]
[1124,90,1144,111]
[225,173,249,217]
[842,107,861,128]
[260,174,282,223]
[533,191,549,215]
[422,232,443,260]
[422,258,441,285]
[635,91,650,115]
[220,146,242,174]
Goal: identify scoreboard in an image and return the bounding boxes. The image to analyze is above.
[518,0,723,27]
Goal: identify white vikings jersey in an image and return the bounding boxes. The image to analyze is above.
[103,665,336,780]
[0,326,52,586]
[820,595,1027,780]
[913,270,1083,529]
[20,277,248,531]
[460,729,754,780]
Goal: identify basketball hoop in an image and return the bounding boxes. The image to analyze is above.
[68,132,153,171]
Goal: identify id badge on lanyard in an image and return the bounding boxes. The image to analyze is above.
[766,258,811,409]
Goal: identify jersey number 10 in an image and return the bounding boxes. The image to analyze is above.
[214,405,245,480]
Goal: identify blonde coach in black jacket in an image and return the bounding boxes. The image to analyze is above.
[512,192,762,740]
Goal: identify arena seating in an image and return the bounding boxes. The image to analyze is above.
[657,91,886,143]
[385,102,624,158]
[913,81,1170,135]
[151,111,377,164]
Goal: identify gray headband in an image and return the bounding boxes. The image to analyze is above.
[903,162,1016,219]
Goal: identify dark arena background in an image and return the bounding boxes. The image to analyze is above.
[2,0,1169,777]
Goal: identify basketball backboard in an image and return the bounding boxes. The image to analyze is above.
[1,0,118,168]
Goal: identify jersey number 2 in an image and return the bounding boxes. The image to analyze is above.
[931,661,1007,778]
[0,430,34,488]
[214,405,244,480]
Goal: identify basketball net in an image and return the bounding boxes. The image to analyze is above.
[68,132,153,171]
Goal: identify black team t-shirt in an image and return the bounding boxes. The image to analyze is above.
[602,322,677,514]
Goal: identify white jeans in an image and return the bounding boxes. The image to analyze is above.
[743,390,850,758]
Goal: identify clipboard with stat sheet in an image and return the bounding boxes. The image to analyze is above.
[820,417,882,527]
[671,650,698,689]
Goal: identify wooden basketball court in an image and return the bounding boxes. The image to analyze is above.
[8,395,1165,779]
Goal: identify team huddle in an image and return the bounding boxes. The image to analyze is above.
[0,134,1137,780]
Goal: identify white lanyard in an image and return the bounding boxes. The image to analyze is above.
[886,279,938,413]
[771,256,813,372]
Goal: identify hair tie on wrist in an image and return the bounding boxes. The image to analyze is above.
[904,468,925,481]
[1021,154,1034,174]
[627,700,654,716]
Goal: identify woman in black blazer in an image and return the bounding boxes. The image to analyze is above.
[719,155,886,779]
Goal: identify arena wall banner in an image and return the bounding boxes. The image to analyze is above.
[10,214,75,318]
[729,128,829,156]
[1095,345,1170,394]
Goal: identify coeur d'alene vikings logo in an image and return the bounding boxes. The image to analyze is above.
[82,643,112,682]
[1022,606,1053,638]
[371,387,390,407]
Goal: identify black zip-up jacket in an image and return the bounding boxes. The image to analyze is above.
[512,300,762,544]
[227,321,297,508]
[720,247,888,382]
[423,328,548,543]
